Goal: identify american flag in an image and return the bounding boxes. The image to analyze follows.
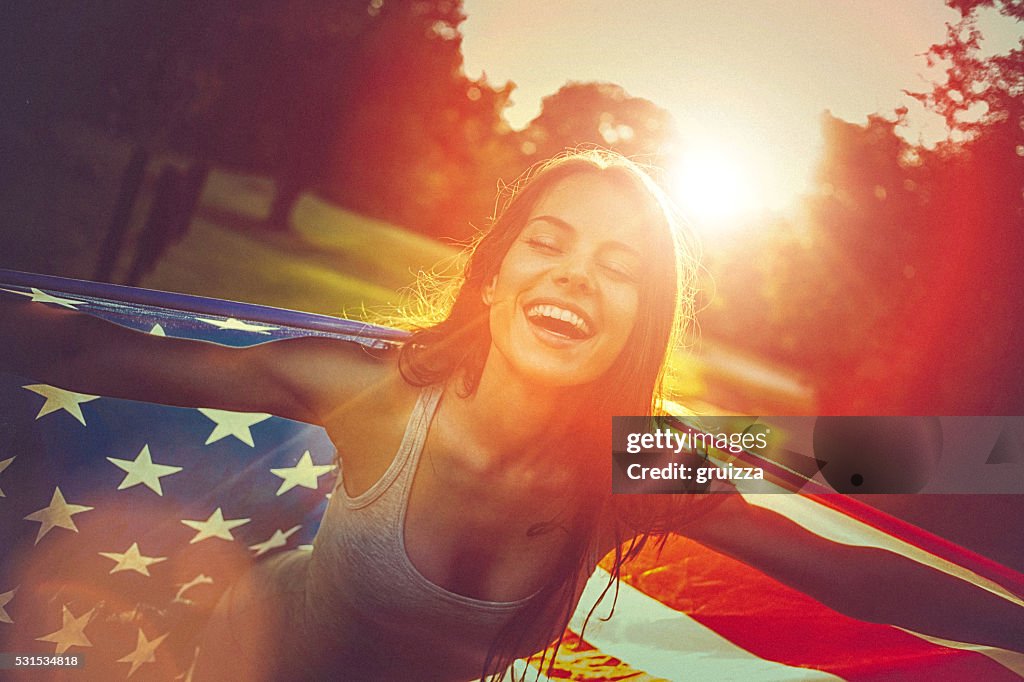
[1,270,1021,681]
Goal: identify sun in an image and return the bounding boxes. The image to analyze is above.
[670,146,759,226]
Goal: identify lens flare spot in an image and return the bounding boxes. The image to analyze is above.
[671,148,758,226]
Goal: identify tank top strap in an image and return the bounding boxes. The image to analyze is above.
[391,383,444,493]
[341,383,444,508]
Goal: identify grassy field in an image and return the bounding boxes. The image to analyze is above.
[139,171,456,318]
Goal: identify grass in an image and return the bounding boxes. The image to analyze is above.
[142,170,458,319]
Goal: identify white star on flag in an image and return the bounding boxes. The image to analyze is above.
[36,604,95,654]
[249,525,302,556]
[107,444,183,496]
[174,574,214,603]
[0,456,13,497]
[22,384,100,425]
[196,317,277,333]
[23,487,94,544]
[99,542,167,576]
[181,508,251,544]
[197,408,272,447]
[270,451,334,495]
[117,628,169,678]
[1,287,85,308]
[0,589,14,624]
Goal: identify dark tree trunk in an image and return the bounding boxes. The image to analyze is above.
[125,164,183,287]
[266,173,303,232]
[172,161,210,240]
[94,145,149,281]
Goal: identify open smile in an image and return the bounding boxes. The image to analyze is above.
[523,301,596,342]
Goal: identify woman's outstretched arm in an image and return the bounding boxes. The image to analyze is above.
[0,297,384,425]
[679,493,1024,653]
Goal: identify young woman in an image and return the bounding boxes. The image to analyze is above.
[2,151,1021,681]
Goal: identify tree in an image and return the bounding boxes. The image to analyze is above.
[779,0,1024,413]
[520,82,680,165]
[904,0,1024,412]
[316,0,524,240]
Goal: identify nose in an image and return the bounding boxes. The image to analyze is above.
[553,253,594,293]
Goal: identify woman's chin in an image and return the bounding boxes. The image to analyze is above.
[488,323,618,391]
[506,356,606,391]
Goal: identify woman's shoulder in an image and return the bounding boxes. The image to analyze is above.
[259,335,414,425]
[298,339,424,478]
[290,334,399,381]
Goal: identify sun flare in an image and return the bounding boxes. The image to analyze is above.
[670,147,759,227]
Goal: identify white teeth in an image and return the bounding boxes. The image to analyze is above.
[526,304,591,337]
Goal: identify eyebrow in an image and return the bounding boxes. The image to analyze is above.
[527,215,643,258]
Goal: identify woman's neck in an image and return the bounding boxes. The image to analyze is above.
[444,354,575,467]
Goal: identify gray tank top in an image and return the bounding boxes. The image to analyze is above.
[302,384,536,667]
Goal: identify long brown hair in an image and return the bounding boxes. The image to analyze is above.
[394,149,703,680]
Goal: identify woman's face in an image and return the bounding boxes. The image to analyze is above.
[484,173,649,388]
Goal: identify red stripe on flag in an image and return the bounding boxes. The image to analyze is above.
[608,536,1021,681]
[808,494,1024,596]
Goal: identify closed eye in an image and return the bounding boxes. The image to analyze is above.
[601,260,639,282]
[526,237,563,254]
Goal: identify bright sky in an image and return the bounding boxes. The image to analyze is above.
[461,1,1020,221]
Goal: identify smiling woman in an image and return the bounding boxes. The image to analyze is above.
[399,152,693,412]
[484,174,645,387]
